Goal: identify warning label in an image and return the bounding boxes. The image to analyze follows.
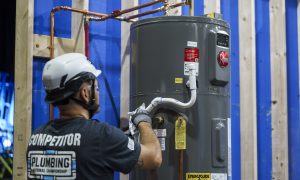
[184,48,199,62]
[184,48,199,76]
[186,173,211,180]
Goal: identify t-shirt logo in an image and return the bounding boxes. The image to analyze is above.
[27,150,76,179]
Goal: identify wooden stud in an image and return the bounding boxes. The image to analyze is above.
[71,0,88,55]
[33,0,87,58]
[13,0,34,179]
[33,34,77,58]
[189,0,194,16]
[204,0,220,14]
[270,0,289,179]
[120,0,138,179]
[238,0,258,180]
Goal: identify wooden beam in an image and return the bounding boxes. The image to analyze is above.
[13,0,34,179]
[33,0,87,58]
[270,0,289,179]
[120,0,138,179]
[204,0,220,14]
[189,0,194,16]
[72,0,88,55]
[238,0,258,180]
[33,34,76,58]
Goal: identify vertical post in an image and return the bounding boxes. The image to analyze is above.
[189,0,194,16]
[204,0,220,14]
[13,0,34,179]
[72,0,88,55]
[239,0,258,180]
[270,0,289,179]
[120,0,138,180]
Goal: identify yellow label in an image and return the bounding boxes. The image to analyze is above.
[206,13,215,18]
[175,78,183,84]
[175,117,186,150]
[186,173,211,180]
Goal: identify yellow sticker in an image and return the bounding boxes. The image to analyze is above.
[175,117,186,150]
[175,78,183,84]
[186,173,211,180]
[206,13,215,18]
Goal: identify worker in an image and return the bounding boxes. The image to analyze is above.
[26,53,162,179]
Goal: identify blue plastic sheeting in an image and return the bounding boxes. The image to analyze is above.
[286,0,300,179]
[32,0,121,128]
[255,0,272,179]
[33,1,121,179]
[194,0,204,16]
[32,58,59,130]
[88,0,121,128]
[181,3,190,15]
[88,2,121,179]
[34,0,72,38]
[32,58,47,130]
[221,1,240,180]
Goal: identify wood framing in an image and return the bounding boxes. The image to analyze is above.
[189,0,194,16]
[13,0,34,179]
[120,0,138,179]
[33,0,87,58]
[204,0,220,14]
[238,0,258,179]
[270,0,289,179]
[71,0,88,55]
[33,34,77,58]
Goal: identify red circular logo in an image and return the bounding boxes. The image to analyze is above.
[217,51,229,68]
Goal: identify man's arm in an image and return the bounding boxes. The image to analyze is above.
[137,122,162,170]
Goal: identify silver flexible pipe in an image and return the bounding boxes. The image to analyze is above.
[145,63,197,113]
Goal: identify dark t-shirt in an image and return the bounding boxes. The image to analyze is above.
[26,118,141,179]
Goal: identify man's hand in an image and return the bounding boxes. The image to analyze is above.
[129,104,162,169]
[129,103,152,127]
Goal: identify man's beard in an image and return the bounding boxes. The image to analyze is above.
[89,103,100,118]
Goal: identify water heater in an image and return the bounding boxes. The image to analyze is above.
[130,16,230,180]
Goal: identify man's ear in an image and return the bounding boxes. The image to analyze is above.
[79,86,90,103]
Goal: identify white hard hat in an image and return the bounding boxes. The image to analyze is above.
[42,53,101,103]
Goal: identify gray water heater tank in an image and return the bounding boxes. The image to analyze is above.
[130,16,230,180]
